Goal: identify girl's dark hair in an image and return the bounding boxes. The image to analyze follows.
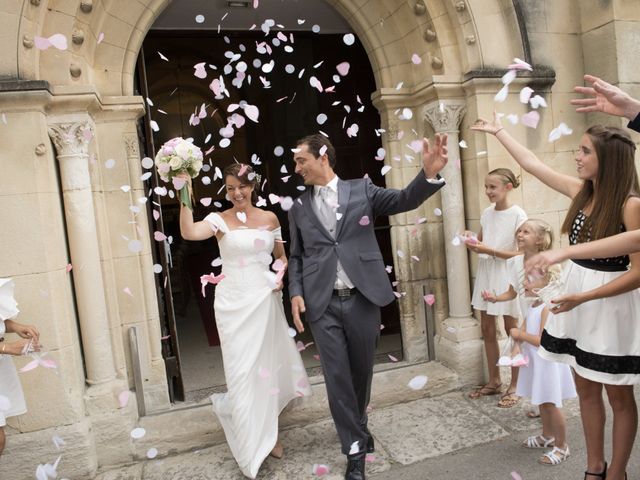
[488,167,520,188]
[561,125,639,241]
[223,163,260,204]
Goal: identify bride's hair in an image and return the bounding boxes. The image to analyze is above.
[223,163,261,204]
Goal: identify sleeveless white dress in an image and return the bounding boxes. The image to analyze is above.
[204,213,312,479]
[0,278,27,426]
[515,303,576,407]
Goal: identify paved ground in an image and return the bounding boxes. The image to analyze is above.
[96,385,640,480]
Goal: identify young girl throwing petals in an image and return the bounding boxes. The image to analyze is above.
[472,115,640,480]
[467,168,527,408]
[485,220,577,466]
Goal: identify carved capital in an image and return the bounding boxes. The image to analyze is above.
[48,122,93,158]
[124,134,140,158]
[385,121,401,141]
[424,101,466,133]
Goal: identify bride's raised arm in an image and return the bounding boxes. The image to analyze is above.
[177,174,217,241]
[470,113,582,199]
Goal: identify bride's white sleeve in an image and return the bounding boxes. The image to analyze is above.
[0,278,19,327]
[203,212,229,235]
[272,227,283,241]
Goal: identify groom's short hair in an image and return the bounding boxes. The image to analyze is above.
[297,134,336,168]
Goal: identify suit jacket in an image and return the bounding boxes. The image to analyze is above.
[288,171,445,322]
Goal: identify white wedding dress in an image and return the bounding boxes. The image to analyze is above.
[204,213,311,479]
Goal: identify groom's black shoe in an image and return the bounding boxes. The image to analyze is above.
[345,453,366,480]
[364,427,374,453]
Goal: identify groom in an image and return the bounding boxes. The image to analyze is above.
[288,133,448,480]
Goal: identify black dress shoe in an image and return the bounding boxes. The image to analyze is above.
[363,427,374,453]
[345,454,366,480]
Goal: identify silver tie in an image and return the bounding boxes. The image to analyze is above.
[318,186,337,237]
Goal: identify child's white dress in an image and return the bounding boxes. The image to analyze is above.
[0,278,27,426]
[471,204,527,316]
[516,303,577,407]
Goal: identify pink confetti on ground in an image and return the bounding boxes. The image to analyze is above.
[511,472,523,480]
[365,454,376,463]
[312,464,330,476]
[118,390,131,408]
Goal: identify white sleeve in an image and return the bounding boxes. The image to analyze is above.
[0,278,19,323]
[204,212,229,234]
[272,227,283,241]
[515,206,528,229]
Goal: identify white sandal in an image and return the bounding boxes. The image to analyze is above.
[539,445,570,465]
[522,434,555,449]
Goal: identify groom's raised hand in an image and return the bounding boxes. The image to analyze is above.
[291,295,306,333]
[422,133,448,179]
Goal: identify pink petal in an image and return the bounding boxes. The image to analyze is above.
[40,359,58,369]
[244,105,260,122]
[19,359,40,373]
[272,259,286,271]
[154,231,167,242]
[424,294,435,306]
[388,354,398,362]
[34,36,51,50]
[48,34,68,50]
[97,32,105,44]
[66,263,73,273]
[258,366,271,379]
[118,390,131,408]
[411,53,422,65]
[296,341,306,352]
[254,238,266,250]
[365,454,376,463]
[268,193,280,204]
[193,62,207,79]
[200,197,212,207]
[172,177,187,190]
[520,111,540,129]
[313,354,320,360]
[511,472,523,480]
[253,0,259,7]
[358,216,370,226]
[336,62,350,76]
[153,210,160,221]
[313,464,330,476]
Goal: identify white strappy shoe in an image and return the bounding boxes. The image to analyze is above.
[539,445,570,466]
[522,434,555,449]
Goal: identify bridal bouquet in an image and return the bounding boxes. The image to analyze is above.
[155,137,203,210]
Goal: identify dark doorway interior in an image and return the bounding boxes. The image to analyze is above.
[138,30,403,402]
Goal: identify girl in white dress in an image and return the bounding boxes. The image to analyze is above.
[0,278,41,456]
[485,220,577,466]
[178,164,311,479]
[467,168,527,407]
[473,116,640,480]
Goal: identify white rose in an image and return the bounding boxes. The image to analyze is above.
[169,156,183,170]
[174,141,192,161]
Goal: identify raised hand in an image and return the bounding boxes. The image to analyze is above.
[422,133,448,179]
[571,74,640,120]
[524,250,566,279]
[470,112,503,135]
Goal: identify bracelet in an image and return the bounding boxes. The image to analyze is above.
[495,127,504,135]
[492,249,496,258]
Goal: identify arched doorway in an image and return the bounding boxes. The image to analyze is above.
[137,0,403,402]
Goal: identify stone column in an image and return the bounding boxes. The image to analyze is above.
[48,121,117,385]
[424,100,483,384]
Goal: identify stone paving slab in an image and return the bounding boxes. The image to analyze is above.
[98,419,391,480]
[368,392,510,465]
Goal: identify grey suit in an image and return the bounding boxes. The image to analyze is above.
[288,170,444,454]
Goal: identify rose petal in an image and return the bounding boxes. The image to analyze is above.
[424,294,435,306]
[408,375,428,390]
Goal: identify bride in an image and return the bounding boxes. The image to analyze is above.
[178,163,311,478]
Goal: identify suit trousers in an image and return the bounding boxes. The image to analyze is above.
[308,289,381,455]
